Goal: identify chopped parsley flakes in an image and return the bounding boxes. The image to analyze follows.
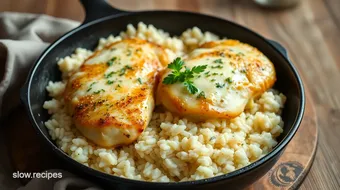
[197,91,206,99]
[215,83,225,88]
[105,71,116,78]
[225,77,233,84]
[87,82,97,92]
[211,65,223,69]
[213,59,223,64]
[119,65,133,76]
[93,89,105,94]
[107,57,117,66]
[137,78,143,84]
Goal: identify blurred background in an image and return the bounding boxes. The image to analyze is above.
[0,0,339,190]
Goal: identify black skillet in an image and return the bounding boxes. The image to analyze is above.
[20,0,305,189]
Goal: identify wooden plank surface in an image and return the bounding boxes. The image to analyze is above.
[1,0,339,189]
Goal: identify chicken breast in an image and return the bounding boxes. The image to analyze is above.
[64,39,168,147]
[157,39,276,120]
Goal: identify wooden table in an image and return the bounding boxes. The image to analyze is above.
[1,0,339,189]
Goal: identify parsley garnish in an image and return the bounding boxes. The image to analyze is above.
[216,83,225,88]
[93,89,105,94]
[107,57,117,66]
[87,82,97,92]
[211,65,223,69]
[119,65,132,76]
[184,81,198,94]
[225,77,233,84]
[137,78,142,84]
[105,71,116,78]
[213,59,223,64]
[107,80,114,85]
[162,57,207,94]
[240,69,247,74]
[197,91,206,99]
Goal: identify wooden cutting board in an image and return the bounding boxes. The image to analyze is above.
[4,89,317,189]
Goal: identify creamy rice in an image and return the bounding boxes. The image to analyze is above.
[43,22,286,182]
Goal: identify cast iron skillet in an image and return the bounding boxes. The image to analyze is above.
[20,0,305,189]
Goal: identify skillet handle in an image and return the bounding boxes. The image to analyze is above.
[80,0,127,24]
[267,39,289,59]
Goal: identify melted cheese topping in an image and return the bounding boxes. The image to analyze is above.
[157,40,276,120]
[64,39,168,147]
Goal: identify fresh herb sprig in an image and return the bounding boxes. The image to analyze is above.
[163,57,207,94]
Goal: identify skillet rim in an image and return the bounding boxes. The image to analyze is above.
[21,10,305,187]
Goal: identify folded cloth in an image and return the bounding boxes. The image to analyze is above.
[0,12,103,190]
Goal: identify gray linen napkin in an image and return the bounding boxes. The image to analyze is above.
[0,12,103,190]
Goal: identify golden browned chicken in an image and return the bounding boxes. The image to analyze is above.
[157,40,276,120]
[64,39,168,147]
